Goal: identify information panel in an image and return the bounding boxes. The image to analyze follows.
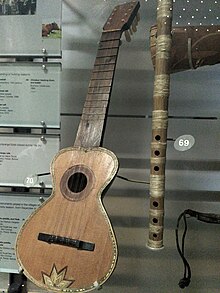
[0,62,61,128]
[0,0,62,57]
[0,134,59,187]
[0,194,41,273]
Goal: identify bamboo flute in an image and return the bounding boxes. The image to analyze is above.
[147,0,173,249]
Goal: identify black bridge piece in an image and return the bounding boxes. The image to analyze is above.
[38,233,95,251]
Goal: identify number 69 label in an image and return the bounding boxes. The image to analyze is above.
[174,135,195,152]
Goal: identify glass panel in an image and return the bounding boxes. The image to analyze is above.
[0,62,61,128]
[0,0,62,57]
[0,134,60,187]
[173,0,220,26]
[0,194,41,273]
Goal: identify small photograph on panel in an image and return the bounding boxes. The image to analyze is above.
[0,0,37,16]
[42,21,61,38]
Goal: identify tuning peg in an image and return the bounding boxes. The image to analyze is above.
[136,12,140,22]
[129,27,133,35]
[132,22,137,32]
[124,30,131,42]
[134,16,139,26]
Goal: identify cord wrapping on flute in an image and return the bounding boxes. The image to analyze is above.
[157,3,173,19]
[152,110,168,129]
[150,175,165,198]
[153,75,170,97]
[156,35,172,59]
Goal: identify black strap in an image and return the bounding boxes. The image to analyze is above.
[175,211,191,289]
[176,209,220,289]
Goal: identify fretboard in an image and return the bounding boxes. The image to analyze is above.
[74,31,121,148]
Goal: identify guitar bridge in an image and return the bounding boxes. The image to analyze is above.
[38,233,95,251]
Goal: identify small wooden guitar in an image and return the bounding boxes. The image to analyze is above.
[16,2,140,292]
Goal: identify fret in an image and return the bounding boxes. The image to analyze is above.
[98,39,120,50]
[101,31,121,42]
[84,100,109,108]
[89,79,112,88]
[94,55,117,66]
[81,113,106,121]
[83,107,107,115]
[86,94,110,101]
[91,71,114,80]
[93,64,115,72]
[96,48,118,58]
[88,86,111,94]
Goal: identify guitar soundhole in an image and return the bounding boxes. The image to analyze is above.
[60,164,94,201]
[68,172,87,193]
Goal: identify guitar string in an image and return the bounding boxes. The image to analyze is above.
[54,155,69,239]
[52,36,120,248]
[56,150,80,238]
[71,41,119,242]
[69,153,86,240]
[68,155,85,247]
[65,38,120,244]
[61,152,83,241]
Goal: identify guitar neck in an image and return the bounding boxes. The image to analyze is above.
[74,31,122,148]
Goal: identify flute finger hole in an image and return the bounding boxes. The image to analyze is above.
[154,150,160,156]
[154,166,160,172]
[153,201,159,207]
[153,218,158,224]
[155,135,161,141]
[153,233,158,238]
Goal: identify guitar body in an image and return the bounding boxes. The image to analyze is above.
[16,147,118,292]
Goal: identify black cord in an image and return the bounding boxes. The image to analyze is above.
[116,174,149,185]
[175,211,191,289]
[176,209,220,289]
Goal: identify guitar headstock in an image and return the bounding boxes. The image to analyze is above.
[103,1,140,42]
